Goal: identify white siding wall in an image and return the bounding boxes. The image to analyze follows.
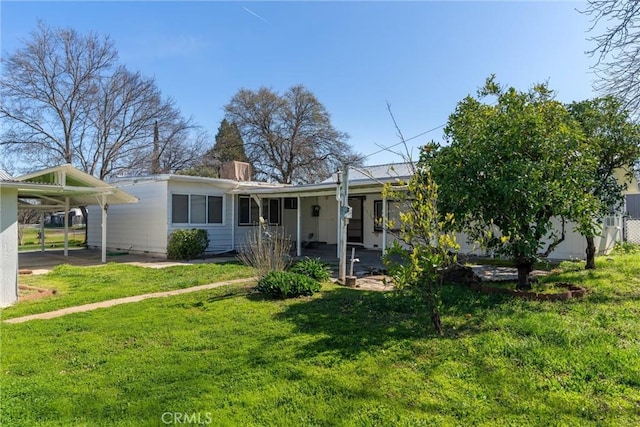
[309,191,621,261]
[361,195,384,250]
[0,188,18,307]
[316,195,339,245]
[299,197,321,242]
[454,217,622,261]
[88,180,168,257]
[167,181,233,254]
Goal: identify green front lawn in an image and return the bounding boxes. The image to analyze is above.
[1,256,639,425]
[4,262,255,319]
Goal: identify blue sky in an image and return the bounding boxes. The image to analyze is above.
[1,1,598,166]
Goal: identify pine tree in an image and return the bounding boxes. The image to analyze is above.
[210,119,248,163]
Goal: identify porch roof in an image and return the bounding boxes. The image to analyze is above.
[230,163,413,197]
[229,179,404,197]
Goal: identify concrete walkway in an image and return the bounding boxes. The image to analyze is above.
[4,277,255,324]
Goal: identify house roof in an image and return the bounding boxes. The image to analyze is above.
[237,163,414,197]
[0,170,15,181]
[110,173,289,191]
[106,162,414,198]
[6,164,138,209]
[321,162,414,183]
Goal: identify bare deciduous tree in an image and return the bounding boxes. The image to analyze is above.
[583,1,640,113]
[0,22,203,179]
[224,84,362,184]
[1,22,205,243]
[0,21,117,166]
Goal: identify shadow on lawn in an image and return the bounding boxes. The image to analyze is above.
[273,284,510,360]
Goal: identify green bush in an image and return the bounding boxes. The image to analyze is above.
[256,271,321,299]
[289,257,331,282]
[167,228,210,260]
[611,241,640,255]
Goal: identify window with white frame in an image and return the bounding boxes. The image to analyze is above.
[238,196,281,225]
[171,194,223,224]
[373,200,404,232]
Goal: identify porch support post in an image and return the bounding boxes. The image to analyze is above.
[336,202,341,259]
[101,194,108,263]
[296,196,302,257]
[382,194,387,256]
[63,197,69,256]
[40,212,45,253]
[253,195,262,246]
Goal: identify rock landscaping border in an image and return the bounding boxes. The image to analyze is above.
[469,282,587,301]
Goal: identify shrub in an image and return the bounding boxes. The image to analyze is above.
[289,257,331,282]
[167,228,210,260]
[237,222,291,277]
[256,271,321,299]
[611,241,640,255]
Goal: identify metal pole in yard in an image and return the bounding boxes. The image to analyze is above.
[339,163,349,284]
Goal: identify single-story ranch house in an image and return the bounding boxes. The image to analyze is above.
[87,162,637,261]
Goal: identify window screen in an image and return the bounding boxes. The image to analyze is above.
[172,194,189,223]
[190,195,207,224]
[208,196,223,224]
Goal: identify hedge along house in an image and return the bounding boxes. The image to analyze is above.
[0,164,138,307]
[86,161,633,263]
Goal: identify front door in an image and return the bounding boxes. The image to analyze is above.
[347,197,364,244]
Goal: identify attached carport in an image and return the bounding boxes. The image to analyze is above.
[0,164,137,307]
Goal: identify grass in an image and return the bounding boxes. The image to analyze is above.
[1,255,639,425]
[19,226,85,251]
[3,262,255,319]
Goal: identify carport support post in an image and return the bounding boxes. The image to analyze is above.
[296,196,302,257]
[40,212,45,253]
[63,197,69,257]
[101,195,108,263]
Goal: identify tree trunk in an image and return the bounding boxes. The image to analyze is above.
[585,236,596,270]
[515,258,534,290]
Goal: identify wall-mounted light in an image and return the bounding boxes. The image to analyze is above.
[334,168,342,185]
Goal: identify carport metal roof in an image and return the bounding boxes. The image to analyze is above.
[11,164,138,209]
[1,164,138,264]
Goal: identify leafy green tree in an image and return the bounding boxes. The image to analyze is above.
[211,119,248,164]
[383,148,458,336]
[567,96,640,269]
[182,119,248,178]
[429,77,598,290]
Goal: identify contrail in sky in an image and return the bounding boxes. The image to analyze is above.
[243,7,270,24]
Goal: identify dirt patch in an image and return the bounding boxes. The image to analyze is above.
[18,285,57,301]
[336,275,394,292]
